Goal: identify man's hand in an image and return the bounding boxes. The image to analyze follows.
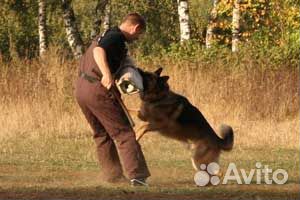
[101,74,113,90]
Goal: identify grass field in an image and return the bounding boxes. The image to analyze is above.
[0,54,299,199]
[0,134,299,199]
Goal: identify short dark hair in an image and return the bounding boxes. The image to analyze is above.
[122,13,146,31]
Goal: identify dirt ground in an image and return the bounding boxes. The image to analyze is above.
[0,181,299,200]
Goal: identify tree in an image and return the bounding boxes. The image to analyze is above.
[90,0,109,40]
[61,0,83,58]
[38,0,47,58]
[102,1,111,32]
[177,0,190,43]
[206,0,219,48]
[232,0,241,52]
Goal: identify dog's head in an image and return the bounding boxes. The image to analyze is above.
[138,67,170,102]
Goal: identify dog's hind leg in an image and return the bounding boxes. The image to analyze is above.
[190,141,209,171]
[181,141,190,150]
[191,146,221,172]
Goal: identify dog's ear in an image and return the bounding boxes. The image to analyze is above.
[160,76,169,82]
[154,67,163,76]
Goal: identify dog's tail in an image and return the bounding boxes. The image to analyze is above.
[218,124,234,151]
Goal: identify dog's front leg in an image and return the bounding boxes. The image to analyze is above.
[128,108,140,116]
[136,123,158,141]
[136,123,150,141]
[137,110,148,122]
[127,108,149,123]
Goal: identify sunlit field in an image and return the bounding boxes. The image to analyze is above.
[0,51,299,199]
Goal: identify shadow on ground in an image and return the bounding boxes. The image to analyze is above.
[0,183,299,200]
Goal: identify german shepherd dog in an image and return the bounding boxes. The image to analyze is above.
[135,67,234,171]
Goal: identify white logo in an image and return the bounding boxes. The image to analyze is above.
[194,162,220,186]
[194,162,288,186]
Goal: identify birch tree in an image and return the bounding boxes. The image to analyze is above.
[206,0,219,48]
[232,0,241,52]
[61,0,83,58]
[38,0,47,57]
[102,1,111,32]
[90,0,109,39]
[177,0,190,43]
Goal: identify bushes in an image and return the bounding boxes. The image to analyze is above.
[282,30,300,64]
[0,0,299,62]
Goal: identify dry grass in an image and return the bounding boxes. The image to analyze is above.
[0,49,299,199]
[0,50,298,146]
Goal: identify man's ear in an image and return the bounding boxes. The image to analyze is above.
[161,76,169,82]
[135,24,143,33]
[133,24,140,32]
[154,67,163,76]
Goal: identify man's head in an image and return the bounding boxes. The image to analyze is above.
[119,13,146,42]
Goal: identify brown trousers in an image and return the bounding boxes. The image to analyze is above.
[75,77,150,181]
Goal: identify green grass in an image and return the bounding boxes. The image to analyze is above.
[0,134,299,200]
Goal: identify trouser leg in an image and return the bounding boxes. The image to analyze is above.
[93,134,124,181]
[76,96,124,181]
[112,128,151,179]
[87,87,151,180]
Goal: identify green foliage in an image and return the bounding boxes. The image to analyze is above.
[161,39,203,60]
[109,0,180,56]
[0,0,298,66]
[0,0,39,59]
[285,31,300,60]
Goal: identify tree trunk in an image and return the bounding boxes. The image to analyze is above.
[38,0,47,58]
[232,0,241,52]
[206,0,219,49]
[8,29,18,60]
[90,0,109,39]
[177,0,190,43]
[61,0,83,58]
[102,1,111,32]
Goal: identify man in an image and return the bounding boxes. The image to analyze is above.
[75,13,150,186]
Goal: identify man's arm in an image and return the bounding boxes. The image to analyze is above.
[93,46,113,89]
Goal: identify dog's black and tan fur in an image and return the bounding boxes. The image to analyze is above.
[136,67,234,171]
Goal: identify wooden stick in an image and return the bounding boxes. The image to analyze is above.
[136,131,146,142]
[110,87,135,128]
